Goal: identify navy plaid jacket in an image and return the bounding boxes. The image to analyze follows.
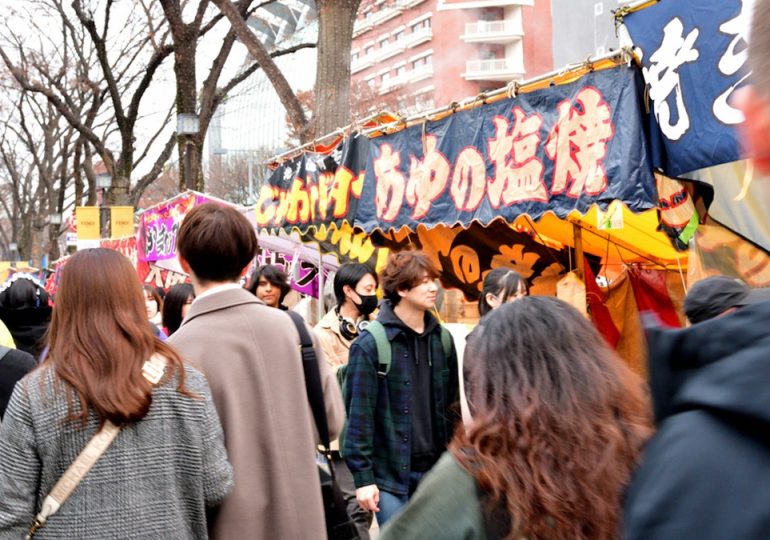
[342,304,459,495]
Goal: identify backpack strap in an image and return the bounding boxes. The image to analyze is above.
[439,326,452,358]
[364,321,391,378]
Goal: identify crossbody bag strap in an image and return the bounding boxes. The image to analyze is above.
[285,311,331,449]
[27,354,167,539]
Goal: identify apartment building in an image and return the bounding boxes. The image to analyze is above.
[351,0,554,115]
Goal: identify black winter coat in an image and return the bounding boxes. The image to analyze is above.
[624,301,770,539]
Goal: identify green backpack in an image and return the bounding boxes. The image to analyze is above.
[336,321,453,398]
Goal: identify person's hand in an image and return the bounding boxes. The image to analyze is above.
[356,484,380,512]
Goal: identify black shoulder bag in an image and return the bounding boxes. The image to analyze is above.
[286,311,358,540]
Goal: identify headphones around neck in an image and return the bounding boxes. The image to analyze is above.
[337,308,370,341]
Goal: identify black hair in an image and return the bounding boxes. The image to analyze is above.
[162,283,194,335]
[333,263,378,306]
[245,265,291,305]
[0,277,50,310]
[478,268,529,317]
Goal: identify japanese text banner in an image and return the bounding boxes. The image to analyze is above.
[138,192,212,262]
[355,66,656,233]
[624,0,748,176]
[254,135,369,233]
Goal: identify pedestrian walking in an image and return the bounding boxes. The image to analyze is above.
[344,250,460,527]
[0,248,232,538]
[169,202,345,540]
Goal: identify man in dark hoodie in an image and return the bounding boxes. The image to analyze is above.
[343,251,459,527]
[624,2,770,537]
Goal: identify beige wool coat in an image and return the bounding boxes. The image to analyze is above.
[169,287,345,540]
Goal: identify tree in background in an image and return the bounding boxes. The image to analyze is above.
[212,0,362,143]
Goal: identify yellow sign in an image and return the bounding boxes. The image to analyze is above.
[76,207,100,240]
[110,206,134,238]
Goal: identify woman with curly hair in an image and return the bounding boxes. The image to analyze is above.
[381,297,651,540]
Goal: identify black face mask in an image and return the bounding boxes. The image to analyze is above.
[353,294,378,317]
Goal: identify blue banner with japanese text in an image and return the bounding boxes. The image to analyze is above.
[254,134,369,232]
[624,0,748,176]
[355,65,657,233]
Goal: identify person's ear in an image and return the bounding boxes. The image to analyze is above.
[178,255,191,275]
[736,86,770,175]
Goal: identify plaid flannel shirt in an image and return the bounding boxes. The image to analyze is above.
[342,313,459,495]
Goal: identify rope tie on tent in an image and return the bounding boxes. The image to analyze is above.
[421,119,428,155]
[507,81,520,99]
[477,91,489,105]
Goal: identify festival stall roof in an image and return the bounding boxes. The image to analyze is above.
[351,55,690,297]
[256,50,689,299]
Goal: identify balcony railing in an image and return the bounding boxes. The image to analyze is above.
[463,59,524,82]
[409,27,433,47]
[379,65,434,94]
[461,19,523,43]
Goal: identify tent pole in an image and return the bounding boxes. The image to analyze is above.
[317,246,324,324]
[573,223,585,282]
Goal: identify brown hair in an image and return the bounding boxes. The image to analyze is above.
[46,248,191,425]
[380,250,439,305]
[143,284,163,311]
[176,202,258,283]
[454,297,652,539]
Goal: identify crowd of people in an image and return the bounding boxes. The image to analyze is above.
[0,1,768,538]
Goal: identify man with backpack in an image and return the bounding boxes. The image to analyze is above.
[343,251,459,527]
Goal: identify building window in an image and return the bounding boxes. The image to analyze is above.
[352,52,359,62]
[412,54,432,69]
[395,65,406,77]
[365,45,374,56]
[411,18,430,33]
[379,36,389,48]
[394,29,405,42]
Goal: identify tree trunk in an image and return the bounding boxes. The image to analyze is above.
[174,34,202,191]
[313,0,361,136]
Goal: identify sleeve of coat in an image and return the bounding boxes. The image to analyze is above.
[0,381,40,536]
[196,375,235,507]
[310,328,345,440]
[313,326,343,373]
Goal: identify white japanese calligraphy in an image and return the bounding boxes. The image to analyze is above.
[643,17,700,140]
[714,0,754,124]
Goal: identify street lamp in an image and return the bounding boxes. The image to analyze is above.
[177,113,200,191]
[95,171,112,190]
[95,170,112,238]
[49,213,62,225]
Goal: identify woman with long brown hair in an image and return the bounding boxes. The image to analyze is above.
[381,297,651,540]
[0,249,232,538]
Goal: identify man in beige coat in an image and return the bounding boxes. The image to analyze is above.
[169,203,345,540]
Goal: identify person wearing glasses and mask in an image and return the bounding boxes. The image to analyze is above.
[314,262,379,539]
